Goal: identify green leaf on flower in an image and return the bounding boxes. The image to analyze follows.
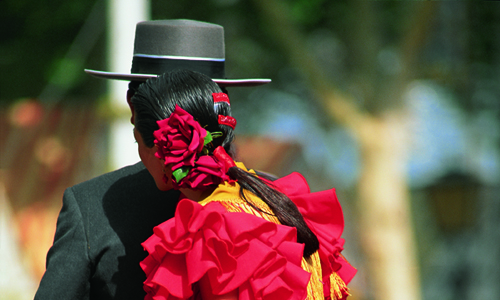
[204,131,223,148]
[204,132,213,146]
[172,167,190,183]
[211,132,223,139]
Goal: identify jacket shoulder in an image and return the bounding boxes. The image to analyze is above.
[70,162,148,194]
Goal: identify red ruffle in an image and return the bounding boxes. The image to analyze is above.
[141,172,356,300]
[272,173,357,286]
[141,199,311,300]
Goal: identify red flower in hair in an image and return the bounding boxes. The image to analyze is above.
[171,156,232,190]
[154,105,236,190]
[153,105,207,171]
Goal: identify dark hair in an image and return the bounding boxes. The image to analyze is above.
[131,69,319,257]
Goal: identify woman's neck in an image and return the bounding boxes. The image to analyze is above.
[179,187,216,202]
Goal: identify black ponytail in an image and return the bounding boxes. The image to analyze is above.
[225,164,319,257]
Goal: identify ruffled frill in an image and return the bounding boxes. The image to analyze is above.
[141,172,356,300]
[272,173,357,287]
[141,199,311,300]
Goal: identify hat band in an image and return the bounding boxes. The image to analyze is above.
[131,56,226,79]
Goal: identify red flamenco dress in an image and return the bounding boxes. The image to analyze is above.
[140,164,356,300]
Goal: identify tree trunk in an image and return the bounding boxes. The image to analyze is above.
[355,112,421,300]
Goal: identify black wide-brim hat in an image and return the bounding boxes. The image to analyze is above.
[85,19,271,87]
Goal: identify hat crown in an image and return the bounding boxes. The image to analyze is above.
[84,19,271,86]
[133,19,225,59]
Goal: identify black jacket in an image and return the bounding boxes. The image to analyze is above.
[34,162,180,300]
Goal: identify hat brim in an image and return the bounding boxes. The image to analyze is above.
[85,69,271,87]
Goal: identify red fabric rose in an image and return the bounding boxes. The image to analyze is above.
[154,105,208,171]
[172,156,233,190]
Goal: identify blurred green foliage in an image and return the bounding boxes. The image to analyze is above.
[1,0,499,114]
[0,0,106,103]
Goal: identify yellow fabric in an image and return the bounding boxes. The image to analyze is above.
[198,162,348,299]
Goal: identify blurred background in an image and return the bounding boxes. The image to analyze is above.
[1,1,500,300]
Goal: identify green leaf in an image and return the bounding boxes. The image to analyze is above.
[203,131,222,146]
[211,132,223,139]
[204,131,213,146]
[172,166,190,183]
